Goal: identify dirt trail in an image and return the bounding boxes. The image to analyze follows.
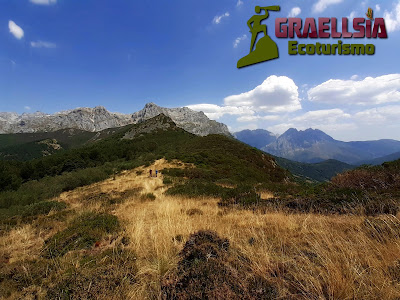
[59,159,187,209]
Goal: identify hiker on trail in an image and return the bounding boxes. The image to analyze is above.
[155,169,158,177]
[149,169,152,177]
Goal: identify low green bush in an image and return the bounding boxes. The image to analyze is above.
[166,179,229,198]
[140,193,156,201]
[43,212,120,258]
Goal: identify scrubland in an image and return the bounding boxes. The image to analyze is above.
[1,159,400,299]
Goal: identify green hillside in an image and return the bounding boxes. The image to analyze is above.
[0,114,288,212]
[0,127,135,161]
[274,157,355,182]
[0,129,96,150]
[1,114,399,224]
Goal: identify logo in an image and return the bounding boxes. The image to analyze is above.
[237,5,388,69]
[366,7,374,21]
[237,5,281,68]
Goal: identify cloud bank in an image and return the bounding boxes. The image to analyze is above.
[308,74,400,106]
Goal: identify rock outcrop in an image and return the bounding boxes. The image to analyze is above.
[0,103,231,137]
[131,103,231,137]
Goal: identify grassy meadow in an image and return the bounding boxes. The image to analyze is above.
[1,159,400,299]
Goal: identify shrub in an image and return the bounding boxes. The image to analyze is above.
[140,193,156,201]
[161,230,277,299]
[166,179,228,198]
[220,185,261,207]
[163,177,173,185]
[21,201,67,218]
[43,212,120,258]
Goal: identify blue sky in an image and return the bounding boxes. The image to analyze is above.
[1,0,400,141]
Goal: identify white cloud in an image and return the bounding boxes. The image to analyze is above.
[355,105,400,125]
[376,4,381,12]
[236,0,243,7]
[8,20,24,40]
[288,7,301,18]
[350,74,359,80]
[213,12,230,24]
[384,0,400,32]
[348,11,356,21]
[224,75,301,113]
[308,74,400,106]
[24,106,31,111]
[188,76,300,121]
[312,0,343,13]
[233,34,247,48]
[291,109,351,123]
[236,123,259,131]
[30,0,56,5]
[266,109,355,135]
[186,104,253,119]
[237,115,280,122]
[30,40,57,48]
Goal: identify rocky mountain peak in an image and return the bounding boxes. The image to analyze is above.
[0,103,231,137]
[280,128,334,143]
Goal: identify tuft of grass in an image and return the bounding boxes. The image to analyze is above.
[186,208,204,216]
[42,212,120,258]
[46,248,136,299]
[0,247,137,299]
[363,215,400,242]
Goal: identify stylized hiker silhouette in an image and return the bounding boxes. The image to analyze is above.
[366,7,374,21]
[237,5,280,68]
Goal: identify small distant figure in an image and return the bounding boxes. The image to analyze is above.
[149,169,153,177]
[155,169,158,177]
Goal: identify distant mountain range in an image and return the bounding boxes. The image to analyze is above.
[235,128,400,165]
[233,129,277,149]
[2,103,400,179]
[0,103,231,137]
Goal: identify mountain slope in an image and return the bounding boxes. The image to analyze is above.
[0,126,135,161]
[234,129,277,149]
[274,157,355,182]
[357,151,400,166]
[0,114,288,203]
[263,128,400,164]
[0,103,231,137]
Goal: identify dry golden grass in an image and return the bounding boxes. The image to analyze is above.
[2,158,400,299]
[0,224,42,264]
